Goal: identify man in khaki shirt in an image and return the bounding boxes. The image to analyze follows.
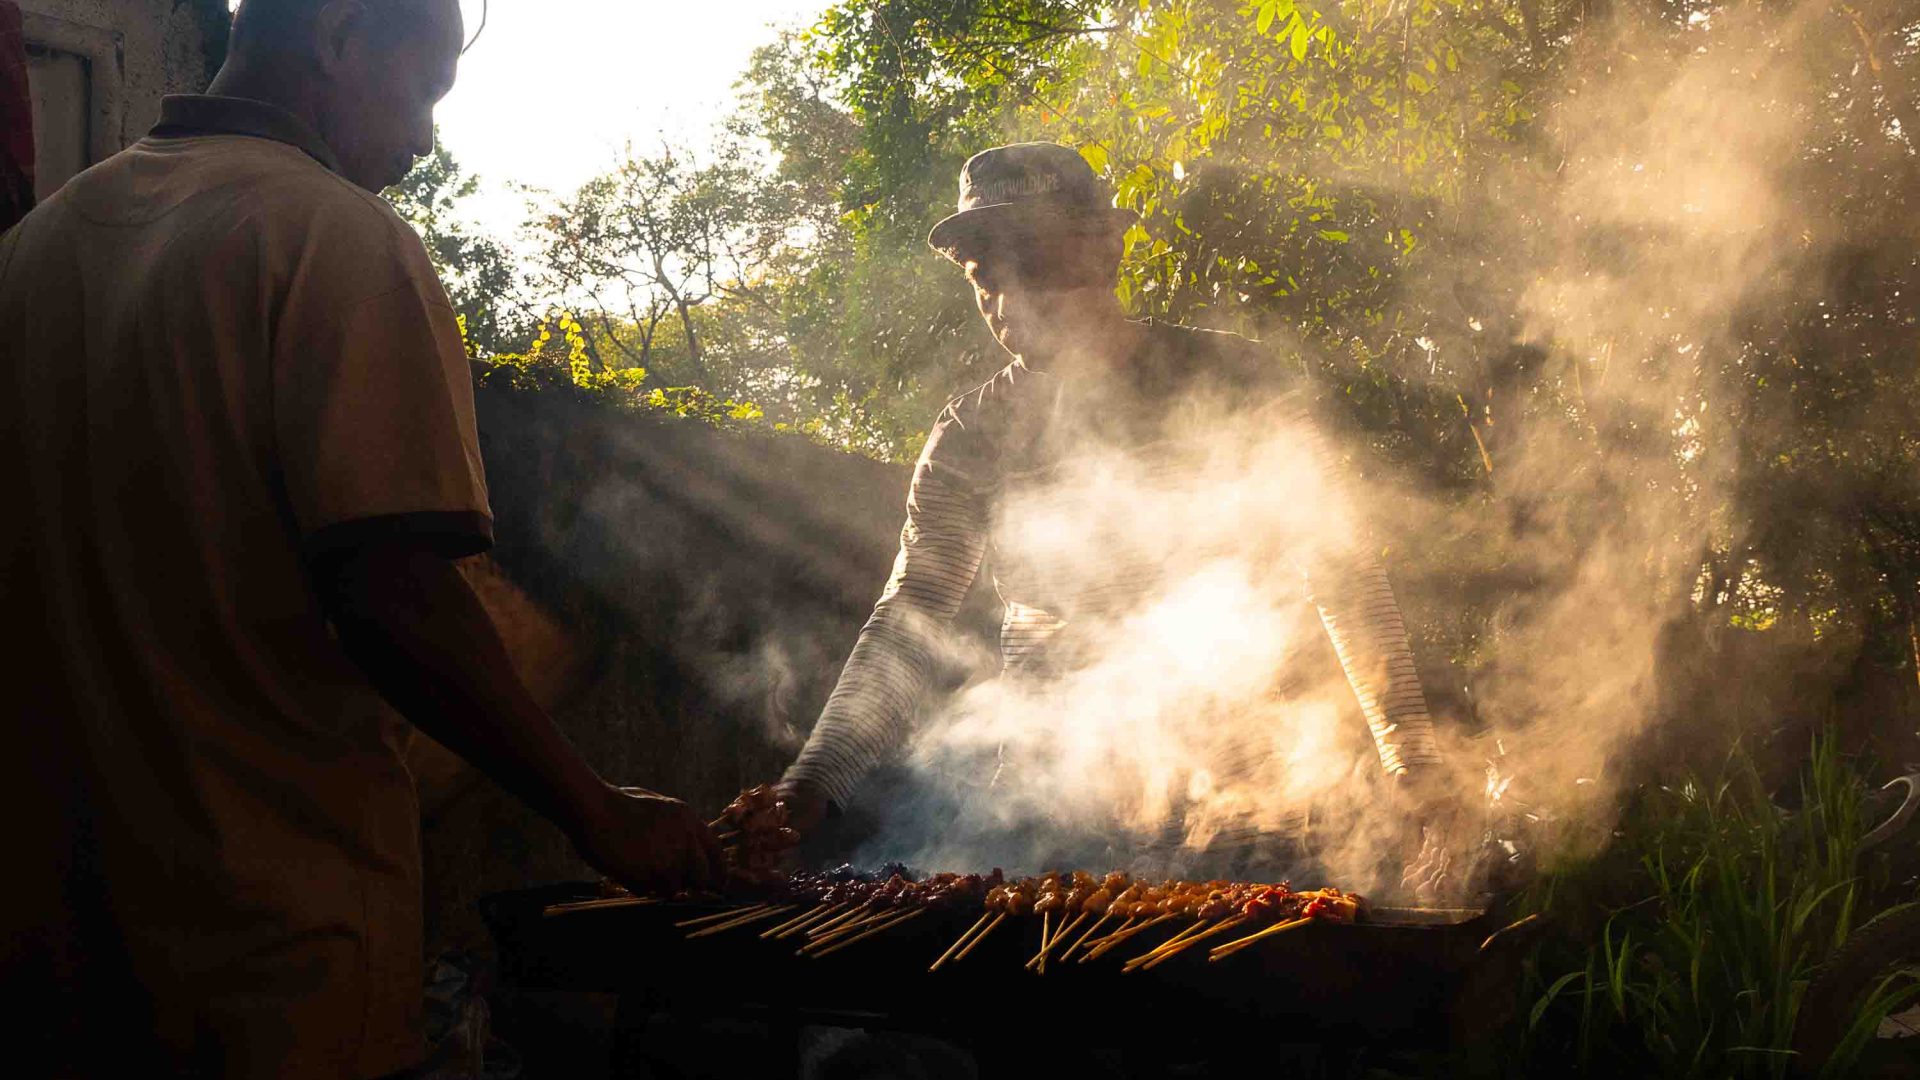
[0,2,718,1075]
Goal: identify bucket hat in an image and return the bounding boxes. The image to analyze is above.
[927,142,1136,262]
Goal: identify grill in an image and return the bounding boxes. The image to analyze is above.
[481,881,1539,1065]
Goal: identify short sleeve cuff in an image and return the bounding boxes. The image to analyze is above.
[302,510,494,566]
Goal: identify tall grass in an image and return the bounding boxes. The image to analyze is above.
[1517,733,1907,1078]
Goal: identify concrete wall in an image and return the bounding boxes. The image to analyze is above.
[417,372,1001,957]
[18,0,222,197]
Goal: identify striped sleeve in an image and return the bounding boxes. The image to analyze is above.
[1308,550,1444,773]
[782,404,993,808]
[1284,409,1443,774]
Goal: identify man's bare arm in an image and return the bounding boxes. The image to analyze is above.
[312,540,723,891]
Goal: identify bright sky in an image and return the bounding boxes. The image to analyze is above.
[433,0,826,233]
[393,0,832,233]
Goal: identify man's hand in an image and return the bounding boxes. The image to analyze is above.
[1393,769,1468,903]
[317,543,722,892]
[568,784,724,895]
[774,778,831,838]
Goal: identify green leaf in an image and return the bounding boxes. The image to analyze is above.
[1079,143,1110,175]
[1317,229,1350,243]
[1256,0,1276,35]
[1532,972,1588,1030]
[1289,19,1311,60]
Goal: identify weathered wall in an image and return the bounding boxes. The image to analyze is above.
[417,374,997,956]
[19,0,222,197]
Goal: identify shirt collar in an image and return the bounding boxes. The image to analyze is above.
[149,95,341,173]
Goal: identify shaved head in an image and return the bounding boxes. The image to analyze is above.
[212,0,463,191]
[230,0,443,55]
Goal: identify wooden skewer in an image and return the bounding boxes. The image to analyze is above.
[930,911,992,973]
[806,904,873,938]
[1097,912,1186,962]
[1023,916,1051,971]
[1060,911,1113,960]
[686,904,795,939]
[542,896,658,917]
[1076,916,1136,960]
[778,903,852,939]
[798,907,897,954]
[812,906,898,942]
[714,830,741,843]
[1127,915,1248,972]
[1054,911,1090,951]
[1083,913,1175,962]
[1039,911,1088,969]
[953,911,1006,962]
[1122,922,1207,971]
[809,909,927,959]
[1035,911,1089,974]
[674,903,769,929]
[1157,918,1210,949]
[706,815,730,830]
[761,903,830,939]
[1208,916,1313,962]
[756,899,825,933]
[1121,917,1209,964]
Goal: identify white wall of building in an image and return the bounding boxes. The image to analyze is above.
[19,0,220,196]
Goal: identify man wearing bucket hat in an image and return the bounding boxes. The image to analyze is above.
[773,143,1458,893]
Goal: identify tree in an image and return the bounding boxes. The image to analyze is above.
[535,137,797,386]
[745,0,1920,769]
[383,135,530,357]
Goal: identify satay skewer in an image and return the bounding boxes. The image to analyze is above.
[1059,911,1113,960]
[777,904,850,939]
[761,903,837,939]
[813,906,902,941]
[1124,916,1209,961]
[674,903,770,929]
[1084,912,1180,961]
[1025,909,1090,972]
[1082,913,1176,961]
[1053,911,1090,953]
[797,906,908,955]
[930,911,992,973]
[1208,916,1313,961]
[809,908,927,959]
[686,904,796,938]
[1126,915,1248,971]
[542,896,659,917]
[1077,915,1135,956]
[805,904,873,938]
[953,911,1005,962]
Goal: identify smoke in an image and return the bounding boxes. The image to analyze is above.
[1428,1,1854,848]
[842,393,1428,889]
[827,1,1909,897]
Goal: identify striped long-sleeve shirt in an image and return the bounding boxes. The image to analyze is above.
[784,322,1443,810]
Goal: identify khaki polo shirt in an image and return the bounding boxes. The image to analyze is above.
[0,96,490,1078]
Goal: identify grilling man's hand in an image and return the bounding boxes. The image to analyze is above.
[775,778,832,837]
[572,784,725,894]
[1394,770,1467,903]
